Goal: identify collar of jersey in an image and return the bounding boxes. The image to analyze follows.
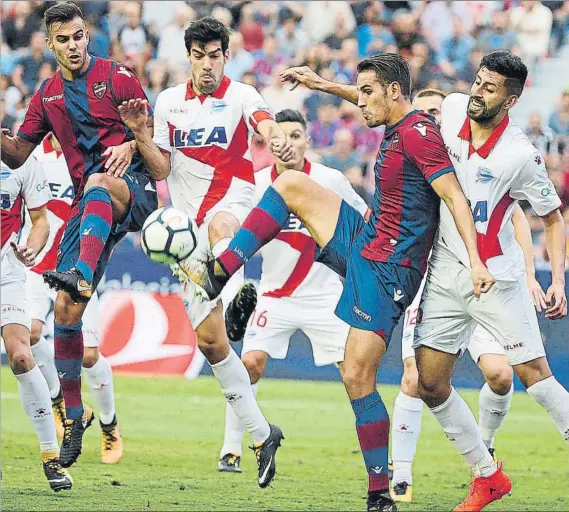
[185,75,231,103]
[458,113,509,159]
[271,159,311,182]
[60,55,97,83]
[384,109,421,136]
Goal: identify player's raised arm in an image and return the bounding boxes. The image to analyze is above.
[512,203,547,311]
[119,98,170,181]
[280,66,359,105]
[403,120,494,297]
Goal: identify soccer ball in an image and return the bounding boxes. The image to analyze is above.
[141,207,198,264]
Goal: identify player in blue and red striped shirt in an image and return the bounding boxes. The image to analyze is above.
[1,2,159,469]
[183,54,495,511]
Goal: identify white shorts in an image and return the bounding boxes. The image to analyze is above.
[26,270,101,347]
[242,295,349,366]
[413,256,544,366]
[181,205,250,329]
[1,251,30,330]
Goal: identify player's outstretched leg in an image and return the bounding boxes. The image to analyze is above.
[515,358,569,445]
[53,294,94,467]
[390,357,422,503]
[30,323,66,439]
[3,323,72,491]
[477,355,514,458]
[83,349,123,464]
[416,347,512,511]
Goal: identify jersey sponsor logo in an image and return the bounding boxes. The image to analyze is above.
[1,193,10,209]
[445,145,461,163]
[540,185,553,197]
[49,182,75,199]
[413,123,427,136]
[93,81,107,99]
[42,94,64,103]
[36,180,49,192]
[172,126,228,148]
[353,305,371,322]
[284,214,305,231]
[476,167,494,184]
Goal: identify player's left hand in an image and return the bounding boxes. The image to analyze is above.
[269,137,294,163]
[10,242,36,267]
[102,141,136,178]
[118,98,149,133]
[545,281,567,320]
[471,262,495,298]
[527,274,547,312]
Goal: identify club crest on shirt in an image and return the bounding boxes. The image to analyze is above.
[211,100,228,112]
[93,81,107,99]
[476,166,494,184]
[390,132,400,150]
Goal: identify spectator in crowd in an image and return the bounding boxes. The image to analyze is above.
[1,42,17,76]
[86,16,111,59]
[144,63,169,107]
[3,1,42,51]
[392,11,424,56]
[252,35,286,88]
[241,70,257,87]
[548,0,569,52]
[344,165,373,205]
[321,128,361,172]
[239,3,265,52]
[330,38,360,83]
[275,8,310,58]
[420,0,474,51]
[324,11,356,55]
[478,10,520,53]
[438,16,476,81]
[301,1,356,43]
[409,42,436,93]
[142,0,188,35]
[261,64,309,114]
[510,0,553,73]
[357,8,397,58]
[549,90,569,136]
[0,74,23,117]
[309,100,343,149]
[11,31,56,96]
[339,100,382,161]
[0,97,17,133]
[113,1,153,76]
[303,67,343,122]
[526,112,561,155]
[225,31,255,81]
[211,5,234,28]
[456,46,485,88]
[157,4,195,74]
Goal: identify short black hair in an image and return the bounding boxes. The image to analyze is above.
[275,109,307,129]
[357,53,411,98]
[479,50,528,97]
[45,2,83,32]
[414,88,446,101]
[184,17,230,54]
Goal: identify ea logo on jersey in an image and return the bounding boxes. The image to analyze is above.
[171,126,228,148]
[49,182,75,200]
[284,214,304,231]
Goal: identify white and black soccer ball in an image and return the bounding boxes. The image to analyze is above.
[141,207,198,264]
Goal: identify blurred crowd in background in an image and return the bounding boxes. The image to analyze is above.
[1,0,568,267]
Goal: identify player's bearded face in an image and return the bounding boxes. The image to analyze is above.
[189,42,228,95]
[467,69,509,122]
[356,71,391,128]
[48,18,89,74]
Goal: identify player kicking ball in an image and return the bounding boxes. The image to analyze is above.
[1,155,72,491]
[413,50,568,511]
[24,134,123,464]
[119,17,295,488]
[389,89,547,503]
[182,53,495,511]
[217,109,368,472]
[1,2,159,467]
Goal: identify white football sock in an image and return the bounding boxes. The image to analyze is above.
[211,238,230,258]
[526,376,569,445]
[211,350,270,445]
[392,391,423,485]
[220,383,258,458]
[31,336,61,400]
[429,387,497,477]
[15,365,59,452]
[478,382,513,449]
[83,355,116,425]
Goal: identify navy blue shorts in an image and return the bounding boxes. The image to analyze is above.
[57,170,158,288]
[315,201,423,343]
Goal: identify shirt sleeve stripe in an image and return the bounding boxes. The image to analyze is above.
[427,166,455,183]
[16,131,43,144]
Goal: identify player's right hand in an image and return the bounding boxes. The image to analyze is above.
[118,98,149,133]
[527,274,547,312]
[269,137,294,163]
[471,262,495,298]
[10,242,36,267]
[280,66,323,91]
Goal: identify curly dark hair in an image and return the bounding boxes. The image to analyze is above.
[479,50,528,97]
[184,17,230,54]
[357,53,411,98]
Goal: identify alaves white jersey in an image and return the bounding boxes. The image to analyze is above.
[255,161,368,301]
[153,76,274,226]
[436,93,561,281]
[20,136,75,275]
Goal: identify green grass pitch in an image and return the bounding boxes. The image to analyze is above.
[2,370,568,511]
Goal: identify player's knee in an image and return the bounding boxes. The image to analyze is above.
[417,373,449,408]
[273,170,306,209]
[7,339,34,374]
[196,333,227,362]
[82,348,99,369]
[342,363,375,396]
[242,352,266,384]
[401,358,419,397]
[85,172,112,191]
[484,365,513,395]
[208,217,236,247]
